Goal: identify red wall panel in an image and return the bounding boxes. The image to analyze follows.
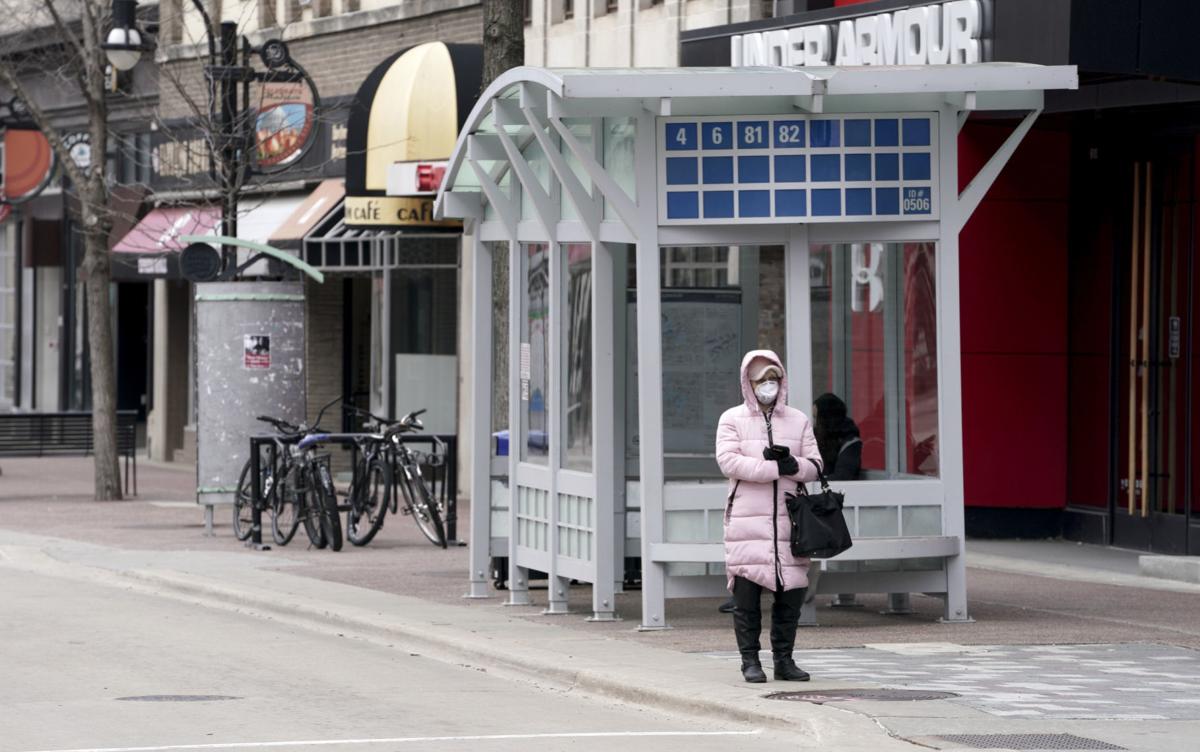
[962,354,1069,508]
[958,122,1071,509]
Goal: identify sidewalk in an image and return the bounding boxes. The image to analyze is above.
[2,457,1200,751]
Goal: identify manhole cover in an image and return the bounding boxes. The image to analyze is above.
[935,733,1125,750]
[115,695,240,702]
[766,688,957,703]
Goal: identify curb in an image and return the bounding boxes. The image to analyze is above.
[117,568,824,735]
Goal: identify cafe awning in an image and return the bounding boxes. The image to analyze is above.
[344,41,481,229]
[269,178,344,248]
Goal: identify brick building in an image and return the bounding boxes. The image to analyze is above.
[128,1,484,467]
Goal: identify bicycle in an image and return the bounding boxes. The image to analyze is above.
[235,397,343,551]
[233,414,298,543]
[342,418,391,546]
[346,406,448,548]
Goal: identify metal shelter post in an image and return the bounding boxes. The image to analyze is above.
[466,231,492,599]
[633,108,670,631]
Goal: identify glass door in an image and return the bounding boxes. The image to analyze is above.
[1115,156,1196,553]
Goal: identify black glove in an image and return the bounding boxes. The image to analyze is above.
[762,444,791,461]
[776,454,800,477]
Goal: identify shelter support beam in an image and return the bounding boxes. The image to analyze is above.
[495,129,558,240]
[523,107,601,240]
[955,108,1041,233]
[468,158,518,240]
[548,107,639,233]
[589,238,619,622]
[466,232,493,599]
[632,109,669,631]
[938,104,972,624]
[505,234,531,607]
[545,235,568,616]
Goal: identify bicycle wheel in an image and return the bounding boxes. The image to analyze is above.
[317,460,343,551]
[271,469,301,546]
[233,459,254,542]
[347,456,390,546]
[301,469,328,549]
[401,465,446,548]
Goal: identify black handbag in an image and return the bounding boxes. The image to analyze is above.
[784,458,853,559]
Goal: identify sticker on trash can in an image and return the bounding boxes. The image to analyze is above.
[244,334,271,369]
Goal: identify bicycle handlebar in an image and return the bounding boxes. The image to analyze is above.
[257,415,300,433]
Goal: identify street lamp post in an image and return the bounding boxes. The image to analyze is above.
[104,0,320,547]
[104,0,319,275]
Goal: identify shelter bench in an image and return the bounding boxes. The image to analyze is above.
[649,535,963,625]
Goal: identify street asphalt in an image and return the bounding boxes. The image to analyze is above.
[2,456,1199,751]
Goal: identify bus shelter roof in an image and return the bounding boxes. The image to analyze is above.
[436,63,1078,214]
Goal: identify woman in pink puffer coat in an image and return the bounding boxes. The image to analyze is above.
[716,350,822,683]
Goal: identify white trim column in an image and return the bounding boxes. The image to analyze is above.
[634,110,669,630]
[937,103,971,623]
[506,237,532,606]
[590,239,619,621]
[465,231,492,599]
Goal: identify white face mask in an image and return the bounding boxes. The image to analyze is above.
[754,380,780,404]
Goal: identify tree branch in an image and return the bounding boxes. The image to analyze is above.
[43,0,88,70]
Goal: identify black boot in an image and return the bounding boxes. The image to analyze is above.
[771,587,810,682]
[732,578,765,683]
[741,660,767,683]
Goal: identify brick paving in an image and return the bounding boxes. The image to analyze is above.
[703,643,1200,720]
[3,456,1200,656]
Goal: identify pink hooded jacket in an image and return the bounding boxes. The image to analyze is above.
[717,350,823,593]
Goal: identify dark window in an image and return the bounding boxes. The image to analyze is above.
[606,0,618,12]
[524,0,532,24]
[564,0,574,20]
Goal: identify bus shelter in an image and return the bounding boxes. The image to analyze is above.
[435,64,1077,627]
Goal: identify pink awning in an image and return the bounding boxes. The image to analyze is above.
[112,206,220,254]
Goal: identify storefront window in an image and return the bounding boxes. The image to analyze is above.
[563,244,592,471]
[810,242,939,479]
[521,242,550,464]
[626,245,786,478]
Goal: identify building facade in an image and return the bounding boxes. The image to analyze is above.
[676,0,1200,554]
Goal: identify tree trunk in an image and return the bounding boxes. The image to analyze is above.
[482,0,525,450]
[482,0,525,89]
[81,219,122,500]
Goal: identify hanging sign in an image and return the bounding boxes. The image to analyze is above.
[658,113,939,225]
[253,80,317,172]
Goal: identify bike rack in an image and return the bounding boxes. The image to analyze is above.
[246,432,460,549]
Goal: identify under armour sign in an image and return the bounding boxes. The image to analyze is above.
[731,0,984,68]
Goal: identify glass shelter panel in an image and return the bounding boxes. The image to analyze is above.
[521,242,550,464]
[626,245,786,478]
[560,120,594,222]
[564,243,593,471]
[810,242,939,479]
[603,118,636,221]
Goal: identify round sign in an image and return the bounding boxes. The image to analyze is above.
[253,79,316,172]
[180,242,223,282]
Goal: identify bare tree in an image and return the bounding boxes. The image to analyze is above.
[482,0,525,88]
[482,0,525,433]
[0,1,123,499]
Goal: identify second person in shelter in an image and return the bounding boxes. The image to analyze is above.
[716,350,823,683]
